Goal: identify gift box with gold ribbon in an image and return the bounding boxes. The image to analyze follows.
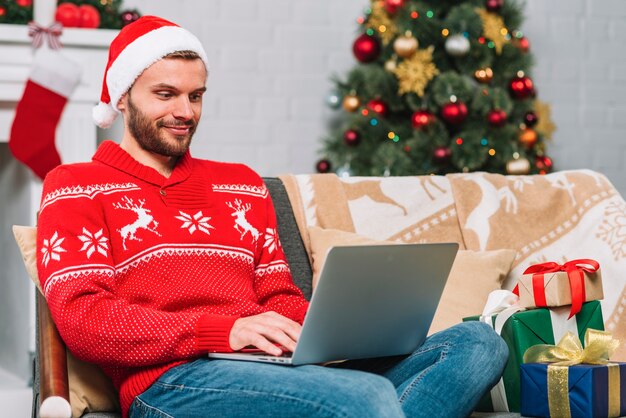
[464,298,604,413]
[516,259,603,319]
[520,329,625,418]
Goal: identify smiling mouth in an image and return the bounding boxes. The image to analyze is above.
[163,126,191,135]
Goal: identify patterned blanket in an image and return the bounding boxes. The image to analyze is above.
[279,170,626,361]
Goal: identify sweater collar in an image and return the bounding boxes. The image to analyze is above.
[93,140,193,187]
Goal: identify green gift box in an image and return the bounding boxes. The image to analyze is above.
[463,300,604,412]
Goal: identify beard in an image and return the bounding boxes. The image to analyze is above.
[127,95,197,158]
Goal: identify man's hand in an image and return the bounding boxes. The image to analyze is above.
[229,311,301,356]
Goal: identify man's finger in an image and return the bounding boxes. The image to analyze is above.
[250,335,283,356]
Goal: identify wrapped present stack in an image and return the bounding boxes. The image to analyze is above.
[464,259,614,413]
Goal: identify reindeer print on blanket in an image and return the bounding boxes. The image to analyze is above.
[113,196,162,250]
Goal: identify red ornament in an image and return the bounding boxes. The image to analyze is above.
[367,99,388,117]
[78,4,100,28]
[16,0,32,7]
[384,0,405,14]
[316,159,332,173]
[485,0,504,12]
[120,10,140,27]
[509,75,534,99]
[514,36,530,53]
[0,7,6,17]
[487,109,507,127]
[524,111,538,127]
[411,110,434,129]
[433,146,452,163]
[343,129,361,146]
[440,101,468,125]
[535,155,553,174]
[55,3,81,28]
[353,34,381,63]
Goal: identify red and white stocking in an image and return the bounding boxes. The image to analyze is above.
[9,48,81,180]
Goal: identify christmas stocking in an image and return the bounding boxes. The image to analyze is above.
[9,47,81,180]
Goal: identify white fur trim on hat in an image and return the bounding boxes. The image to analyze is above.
[92,101,118,129]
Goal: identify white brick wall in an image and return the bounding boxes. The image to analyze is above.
[118,0,626,195]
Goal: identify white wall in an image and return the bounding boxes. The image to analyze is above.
[112,0,626,194]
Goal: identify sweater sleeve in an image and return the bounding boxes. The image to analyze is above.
[37,167,237,367]
[253,182,309,324]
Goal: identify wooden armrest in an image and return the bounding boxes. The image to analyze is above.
[37,292,71,417]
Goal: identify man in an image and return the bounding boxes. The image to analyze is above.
[37,16,507,418]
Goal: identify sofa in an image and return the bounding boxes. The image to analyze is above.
[16,172,626,417]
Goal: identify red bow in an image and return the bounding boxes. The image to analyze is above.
[28,21,63,50]
[514,259,599,319]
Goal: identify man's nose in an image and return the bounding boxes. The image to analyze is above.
[173,96,194,120]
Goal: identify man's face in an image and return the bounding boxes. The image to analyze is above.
[120,58,207,157]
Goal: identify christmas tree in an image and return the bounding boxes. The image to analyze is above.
[317,0,556,177]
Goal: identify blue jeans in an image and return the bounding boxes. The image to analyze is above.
[129,321,507,418]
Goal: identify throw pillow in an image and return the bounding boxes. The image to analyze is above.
[12,225,120,416]
[307,226,517,335]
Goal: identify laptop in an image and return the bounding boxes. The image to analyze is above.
[208,242,459,366]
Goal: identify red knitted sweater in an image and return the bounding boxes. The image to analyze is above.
[37,140,309,417]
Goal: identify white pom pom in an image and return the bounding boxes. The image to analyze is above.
[92,101,118,129]
[40,396,72,418]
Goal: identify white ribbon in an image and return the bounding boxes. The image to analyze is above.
[549,305,579,344]
[480,290,525,412]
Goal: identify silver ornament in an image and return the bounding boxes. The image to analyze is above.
[445,34,470,57]
[326,92,341,109]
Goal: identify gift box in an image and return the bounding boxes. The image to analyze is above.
[517,259,603,317]
[521,362,626,418]
[463,300,604,412]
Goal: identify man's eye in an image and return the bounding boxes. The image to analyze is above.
[157,92,172,98]
[190,94,203,102]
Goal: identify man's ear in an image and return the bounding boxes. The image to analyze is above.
[117,93,128,111]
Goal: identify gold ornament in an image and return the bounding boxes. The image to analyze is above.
[534,100,556,140]
[384,58,397,72]
[506,157,530,174]
[392,46,439,96]
[519,128,538,148]
[393,32,418,58]
[474,67,494,83]
[476,8,509,55]
[342,94,361,112]
[366,0,397,45]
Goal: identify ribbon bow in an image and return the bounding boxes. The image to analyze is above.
[28,21,63,50]
[517,258,599,319]
[524,328,620,366]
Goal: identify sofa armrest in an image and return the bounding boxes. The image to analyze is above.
[37,291,72,417]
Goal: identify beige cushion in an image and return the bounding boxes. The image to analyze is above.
[308,226,517,335]
[12,226,120,417]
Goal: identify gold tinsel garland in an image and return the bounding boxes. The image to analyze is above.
[392,46,439,96]
[367,0,397,45]
[476,8,509,55]
[534,100,556,140]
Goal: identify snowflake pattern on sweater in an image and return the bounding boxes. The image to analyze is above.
[36,141,308,418]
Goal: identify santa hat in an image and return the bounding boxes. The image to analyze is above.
[93,15,209,128]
